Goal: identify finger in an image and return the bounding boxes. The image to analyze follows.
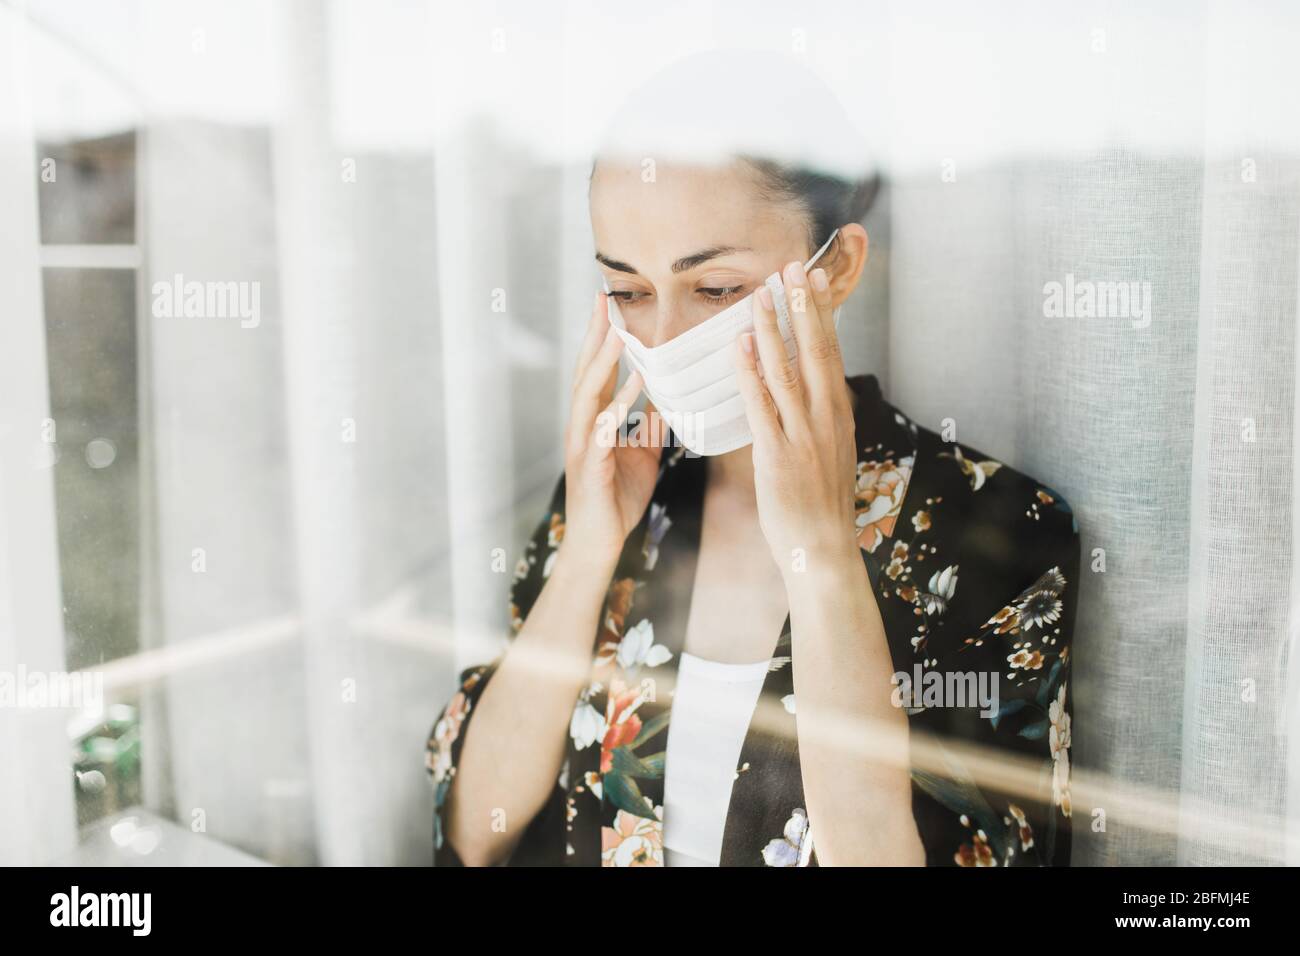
[733,331,783,446]
[784,258,830,361]
[750,283,804,432]
[572,291,612,391]
[808,265,851,417]
[633,395,668,450]
[572,326,624,432]
[592,370,644,455]
[784,259,844,406]
[807,266,837,337]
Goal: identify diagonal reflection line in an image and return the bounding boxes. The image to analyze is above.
[399,623,1297,861]
[72,611,1294,861]
[87,616,300,696]
[744,693,1296,862]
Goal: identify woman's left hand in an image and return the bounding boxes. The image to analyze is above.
[736,263,922,868]
[734,261,860,580]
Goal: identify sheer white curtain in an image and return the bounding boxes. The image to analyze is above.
[5,0,1297,866]
[875,1,1300,866]
[0,2,79,865]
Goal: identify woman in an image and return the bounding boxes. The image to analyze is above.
[425,51,1079,867]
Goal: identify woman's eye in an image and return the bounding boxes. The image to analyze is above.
[699,286,744,304]
[606,287,744,306]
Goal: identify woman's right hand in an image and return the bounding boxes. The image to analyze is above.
[560,291,665,566]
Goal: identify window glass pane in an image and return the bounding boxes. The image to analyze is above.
[42,267,140,670]
[36,132,136,244]
[42,266,142,831]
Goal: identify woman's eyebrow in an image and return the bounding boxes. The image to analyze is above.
[594,245,751,277]
[594,252,639,275]
[670,245,750,274]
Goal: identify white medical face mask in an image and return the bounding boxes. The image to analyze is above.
[602,228,841,456]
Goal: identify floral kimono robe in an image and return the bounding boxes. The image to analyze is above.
[425,374,1080,867]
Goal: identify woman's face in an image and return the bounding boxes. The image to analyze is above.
[589,159,815,349]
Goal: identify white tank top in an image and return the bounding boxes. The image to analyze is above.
[662,651,770,867]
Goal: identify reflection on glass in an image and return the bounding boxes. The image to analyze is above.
[41,266,141,831]
[41,266,140,671]
[37,132,136,244]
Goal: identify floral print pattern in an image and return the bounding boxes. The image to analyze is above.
[761,809,815,867]
[1049,684,1072,818]
[426,691,470,787]
[954,825,996,867]
[426,374,1080,867]
[939,445,1003,491]
[602,805,665,867]
[854,454,915,553]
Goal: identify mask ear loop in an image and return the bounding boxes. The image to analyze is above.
[771,227,841,341]
[808,226,841,268]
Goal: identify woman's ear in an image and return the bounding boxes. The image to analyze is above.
[826,223,869,309]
